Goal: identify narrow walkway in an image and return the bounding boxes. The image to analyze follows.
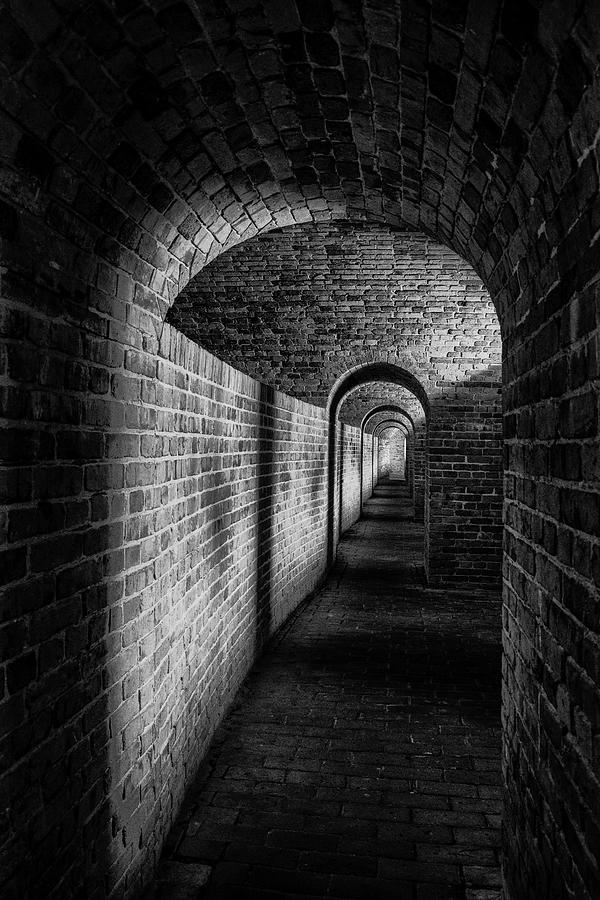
[153,482,502,900]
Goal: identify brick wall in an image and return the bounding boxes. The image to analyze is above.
[378,428,406,480]
[500,296,600,898]
[426,380,503,588]
[496,145,600,900]
[361,433,376,504]
[334,422,362,542]
[3,1,600,896]
[1,257,335,898]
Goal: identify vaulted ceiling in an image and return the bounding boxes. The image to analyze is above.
[169,222,500,405]
[363,409,414,437]
[338,382,425,426]
[5,0,595,333]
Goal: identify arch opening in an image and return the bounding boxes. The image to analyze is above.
[376,425,408,483]
[2,3,599,896]
[362,405,416,434]
[327,368,428,566]
[359,407,416,511]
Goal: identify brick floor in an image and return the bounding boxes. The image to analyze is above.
[152,481,502,900]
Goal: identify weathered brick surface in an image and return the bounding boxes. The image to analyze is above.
[361,432,376,506]
[0,0,599,897]
[501,256,600,892]
[427,383,503,587]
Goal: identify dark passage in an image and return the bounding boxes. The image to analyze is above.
[153,483,502,899]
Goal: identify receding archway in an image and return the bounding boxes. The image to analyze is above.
[327,364,428,566]
[373,422,409,484]
[362,408,415,503]
[2,3,598,896]
[362,415,414,512]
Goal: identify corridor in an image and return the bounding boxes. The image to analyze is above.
[3,2,599,895]
[153,482,502,900]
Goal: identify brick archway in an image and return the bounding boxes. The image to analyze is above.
[326,365,428,565]
[1,2,599,896]
[360,408,415,510]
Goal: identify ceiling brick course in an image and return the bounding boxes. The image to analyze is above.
[168,222,500,405]
[2,3,600,900]
[363,408,414,435]
[3,0,594,329]
[338,383,425,428]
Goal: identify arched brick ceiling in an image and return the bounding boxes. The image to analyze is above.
[168,222,500,405]
[337,382,424,427]
[5,0,597,326]
[364,409,413,435]
[374,421,408,437]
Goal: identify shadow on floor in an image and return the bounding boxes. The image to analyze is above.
[151,479,502,900]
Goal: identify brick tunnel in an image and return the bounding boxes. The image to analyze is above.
[0,2,599,899]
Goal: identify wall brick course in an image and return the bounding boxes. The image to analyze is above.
[0,246,339,897]
[0,0,599,896]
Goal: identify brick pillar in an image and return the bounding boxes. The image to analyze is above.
[426,391,503,588]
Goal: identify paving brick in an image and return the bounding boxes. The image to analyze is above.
[1,1,600,897]
[152,483,501,897]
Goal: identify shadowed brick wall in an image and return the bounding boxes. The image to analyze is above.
[427,379,503,587]
[2,1,600,897]
[499,176,600,898]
